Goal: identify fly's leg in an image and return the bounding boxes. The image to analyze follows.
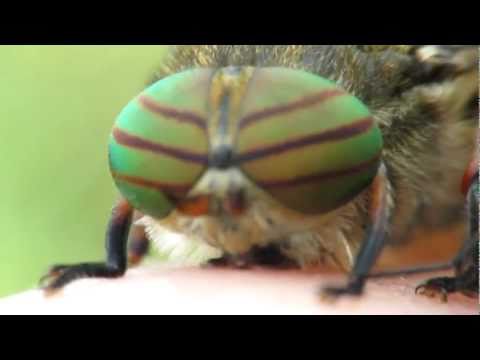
[40,198,133,294]
[365,166,478,301]
[128,226,150,266]
[416,170,479,302]
[321,162,391,298]
[127,212,150,266]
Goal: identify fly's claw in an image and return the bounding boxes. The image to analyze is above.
[415,277,455,303]
[39,264,69,286]
[38,265,71,296]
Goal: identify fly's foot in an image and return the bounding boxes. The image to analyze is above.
[415,277,455,303]
[320,280,364,302]
[39,262,125,296]
[39,264,78,296]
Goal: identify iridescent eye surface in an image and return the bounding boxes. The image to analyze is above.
[108,69,212,218]
[236,68,382,214]
[108,66,383,218]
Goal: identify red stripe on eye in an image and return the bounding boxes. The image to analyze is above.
[113,127,208,165]
[138,95,207,131]
[111,171,192,194]
[256,153,381,189]
[237,117,374,163]
[239,89,345,130]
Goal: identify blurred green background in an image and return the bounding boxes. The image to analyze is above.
[0,45,169,298]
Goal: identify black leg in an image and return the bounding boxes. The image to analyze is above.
[415,174,479,301]
[363,173,478,301]
[40,198,133,293]
[321,163,390,298]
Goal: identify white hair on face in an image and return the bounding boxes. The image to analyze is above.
[136,216,223,266]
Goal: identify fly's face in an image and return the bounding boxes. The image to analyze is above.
[108,66,383,253]
[151,167,344,254]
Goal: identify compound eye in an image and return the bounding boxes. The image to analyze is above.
[108,69,212,218]
[237,67,383,215]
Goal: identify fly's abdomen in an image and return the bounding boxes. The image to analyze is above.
[108,69,212,218]
[236,68,383,214]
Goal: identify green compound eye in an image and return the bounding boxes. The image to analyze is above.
[108,66,383,219]
[236,68,383,214]
[108,69,213,218]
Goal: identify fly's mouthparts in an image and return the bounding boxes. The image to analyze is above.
[223,188,247,216]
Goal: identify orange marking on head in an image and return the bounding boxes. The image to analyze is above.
[176,196,211,216]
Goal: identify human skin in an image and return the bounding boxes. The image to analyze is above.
[0,266,477,315]
[0,227,477,315]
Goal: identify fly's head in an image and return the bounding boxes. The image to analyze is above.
[108,65,383,254]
